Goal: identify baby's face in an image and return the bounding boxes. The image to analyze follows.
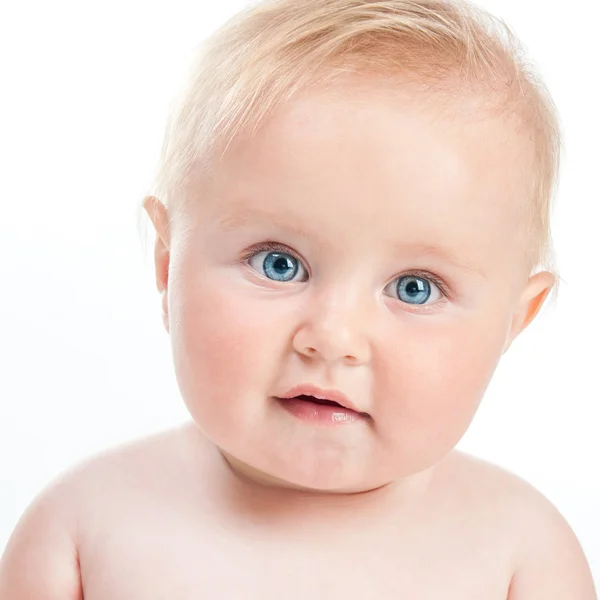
[158,80,550,492]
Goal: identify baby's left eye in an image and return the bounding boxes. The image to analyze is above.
[383,274,443,305]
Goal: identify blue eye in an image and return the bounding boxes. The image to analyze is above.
[397,276,431,304]
[385,274,443,305]
[248,250,307,282]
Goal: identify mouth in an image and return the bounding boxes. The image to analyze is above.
[274,385,370,425]
[293,394,346,408]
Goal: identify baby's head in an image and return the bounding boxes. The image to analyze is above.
[144,0,561,493]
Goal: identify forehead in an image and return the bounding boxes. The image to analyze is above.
[202,81,533,276]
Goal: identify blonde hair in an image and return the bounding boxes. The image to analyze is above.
[147,0,562,291]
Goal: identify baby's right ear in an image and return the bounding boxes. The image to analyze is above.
[143,196,171,332]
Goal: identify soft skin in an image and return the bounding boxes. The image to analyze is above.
[1,80,596,600]
[144,79,555,494]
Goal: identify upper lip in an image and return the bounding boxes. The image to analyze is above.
[278,384,365,414]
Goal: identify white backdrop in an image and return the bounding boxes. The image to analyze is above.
[0,0,598,589]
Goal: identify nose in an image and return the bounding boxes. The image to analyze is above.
[291,292,372,366]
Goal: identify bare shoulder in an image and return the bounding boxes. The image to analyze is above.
[47,422,208,518]
[0,458,83,598]
[0,424,200,599]
[439,451,597,599]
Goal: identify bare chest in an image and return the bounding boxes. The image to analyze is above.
[79,518,513,600]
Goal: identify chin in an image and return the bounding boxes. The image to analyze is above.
[224,446,383,494]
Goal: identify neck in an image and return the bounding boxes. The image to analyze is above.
[181,421,439,530]
[218,448,438,528]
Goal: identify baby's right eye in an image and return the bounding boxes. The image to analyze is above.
[247,247,308,282]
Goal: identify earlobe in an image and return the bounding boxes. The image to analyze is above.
[143,196,171,332]
[503,271,555,354]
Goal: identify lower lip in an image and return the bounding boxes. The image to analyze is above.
[275,397,365,426]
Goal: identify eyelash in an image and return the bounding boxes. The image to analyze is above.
[241,241,451,299]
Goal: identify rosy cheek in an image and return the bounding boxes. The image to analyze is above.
[170,260,286,404]
[178,289,254,374]
[377,315,506,446]
[426,321,505,427]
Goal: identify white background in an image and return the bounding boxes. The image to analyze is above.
[0,0,598,589]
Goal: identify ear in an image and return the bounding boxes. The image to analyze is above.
[503,271,555,353]
[143,196,171,333]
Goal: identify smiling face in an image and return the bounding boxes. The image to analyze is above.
[147,79,554,493]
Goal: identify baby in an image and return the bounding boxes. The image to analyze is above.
[0,0,596,598]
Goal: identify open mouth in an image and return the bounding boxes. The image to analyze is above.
[292,394,346,408]
[275,394,370,423]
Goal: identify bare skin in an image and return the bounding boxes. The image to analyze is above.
[1,422,595,599]
[1,79,596,597]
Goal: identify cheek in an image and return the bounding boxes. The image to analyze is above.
[166,260,288,431]
[377,310,509,452]
[172,284,260,394]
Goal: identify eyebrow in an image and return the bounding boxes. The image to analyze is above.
[214,206,313,239]
[390,242,487,279]
[214,205,486,279]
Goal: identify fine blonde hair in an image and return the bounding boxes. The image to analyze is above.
[146,0,562,290]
